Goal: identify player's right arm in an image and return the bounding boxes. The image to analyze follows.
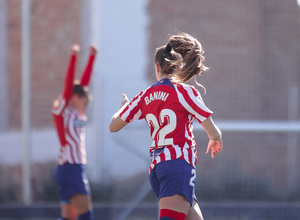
[52,45,79,147]
[53,45,79,115]
[62,44,79,102]
[109,94,129,132]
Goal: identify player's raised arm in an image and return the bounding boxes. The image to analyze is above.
[62,44,80,102]
[201,116,223,158]
[80,45,98,87]
[52,45,79,148]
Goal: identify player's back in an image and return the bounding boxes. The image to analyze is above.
[140,78,195,149]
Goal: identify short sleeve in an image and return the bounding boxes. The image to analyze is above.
[175,84,213,123]
[119,90,147,123]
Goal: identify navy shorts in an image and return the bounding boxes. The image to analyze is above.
[149,159,197,206]
[55,163,90,202]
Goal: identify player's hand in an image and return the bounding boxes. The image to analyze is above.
[206,139,223,158]
[71,44,80,54]
[90,45,98,55]
[121,94,130,108]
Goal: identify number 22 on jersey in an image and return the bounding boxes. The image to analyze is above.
[146,109,177,147]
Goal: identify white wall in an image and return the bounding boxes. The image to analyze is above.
[88,0,152,183]
[0,0,152,184]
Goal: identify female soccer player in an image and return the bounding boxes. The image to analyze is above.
[52,44,97,220]
[109,33,223,220]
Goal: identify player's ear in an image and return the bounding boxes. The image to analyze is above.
[155,62,161,74]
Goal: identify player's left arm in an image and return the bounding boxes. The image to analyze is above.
[80,45,98,86]
[109,94,129,132]
[201,116,223,158]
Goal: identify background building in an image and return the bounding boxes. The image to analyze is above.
[0,0,299,219]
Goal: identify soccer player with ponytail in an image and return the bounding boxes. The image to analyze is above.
[52,44,97,220]
[110,32,223,220]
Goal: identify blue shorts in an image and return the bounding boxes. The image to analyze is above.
[55,163,90,202]
[149,159,197,206]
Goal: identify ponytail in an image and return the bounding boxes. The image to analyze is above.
[169,32,209,83]
[155,32,208,90]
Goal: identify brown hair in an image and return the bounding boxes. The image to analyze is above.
[73,83,92,104]
[73,84,87,97]
[155,32,209,87]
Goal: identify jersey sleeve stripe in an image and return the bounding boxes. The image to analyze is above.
[184,85,212,117]
[120,90,147,122]
[175,84,212,123]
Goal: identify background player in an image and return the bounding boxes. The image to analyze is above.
[52,44,97,220]
[109,32,223,220]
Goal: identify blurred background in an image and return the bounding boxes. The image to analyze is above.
[0,0,299,219]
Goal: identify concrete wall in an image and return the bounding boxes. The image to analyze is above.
[0,0,8,131]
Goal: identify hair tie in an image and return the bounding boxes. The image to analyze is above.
[165,43,172,53]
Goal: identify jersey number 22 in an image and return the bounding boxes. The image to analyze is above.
[146,109,177,147]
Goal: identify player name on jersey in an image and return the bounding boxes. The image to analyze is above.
[144,91,169,105]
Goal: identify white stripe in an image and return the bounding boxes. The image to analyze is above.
[185,85,212,113]
[175,84,211,122]
[121,89,148,122]
[132,109,142,121]
[156,155,161,164]
[174,145,182,158]
[183,143,190,163]
[164,147,171,161]
[66,145,73,164]
[191,145,196,166]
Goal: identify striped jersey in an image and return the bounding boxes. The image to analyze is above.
[52,96,87,165]
[120,78,213,173]
[51,51,96,165]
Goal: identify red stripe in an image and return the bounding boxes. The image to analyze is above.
[160,209,186,220]
[154,159,158,166]
[120,90,145,122]
[119,105,129,118]
[168,147,176,160]
[160,153,165,162]
[126,96,143,121]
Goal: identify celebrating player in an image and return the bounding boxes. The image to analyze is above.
[52,44,97,220]
[109,32,223,220]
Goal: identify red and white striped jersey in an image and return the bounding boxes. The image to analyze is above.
[52,51,96,165]
[120,78,213,173]
[52,96,87,165]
